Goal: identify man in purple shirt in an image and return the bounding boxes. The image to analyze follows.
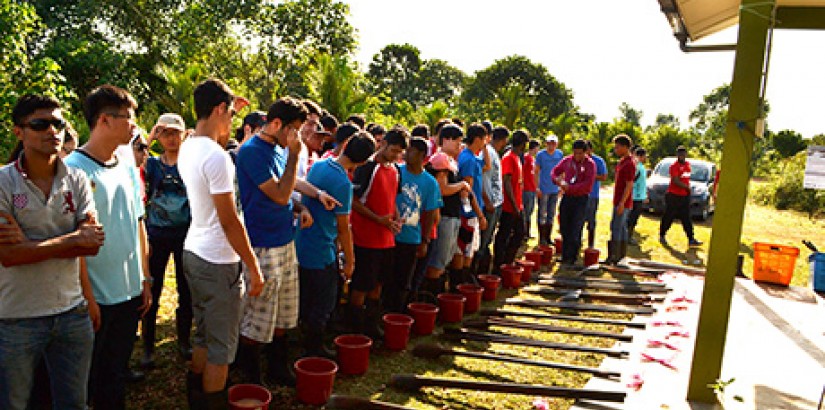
[551,139,596,268]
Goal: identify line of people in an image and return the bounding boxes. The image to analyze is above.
[1,78,656,410]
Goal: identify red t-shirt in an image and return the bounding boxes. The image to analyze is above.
[351,160,399,249]
[613,155,637,208]
[667,160,691,196]
[500,151,523,213]
[523,154,537,192]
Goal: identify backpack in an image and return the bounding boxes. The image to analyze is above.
[146,158,191,228]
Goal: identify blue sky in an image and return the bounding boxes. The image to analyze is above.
[345,0,825,138]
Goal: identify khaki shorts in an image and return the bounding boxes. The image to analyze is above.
[240,243,300,343]
[183,251,242,365]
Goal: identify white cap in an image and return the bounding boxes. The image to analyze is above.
[154,113,185,131]
[545,134,558,143]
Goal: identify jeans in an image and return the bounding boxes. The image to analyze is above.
[660,193,695,240]
[89,296,142,410]
[493,210,525,270]
[522,191,536,237]
[538,192,560,228]
[410,242,434,295]
[144,233,192,353]
[610,206,630,241]
[299,263,340,330]
[0,303,93,410]
[558,195,589,264]
[627,200,645,233]
[477,206,502,263]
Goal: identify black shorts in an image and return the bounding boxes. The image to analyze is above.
[351,246,395,292]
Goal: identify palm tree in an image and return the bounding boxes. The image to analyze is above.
[305,53,366,120]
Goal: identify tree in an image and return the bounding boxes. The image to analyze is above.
[415,100,452,132]
[1,0,74,162]
[367,43,423,109]
[654,113,680,129]
[771,130,807,158]
[258,0,356,57]
[306,53,368,120]
[548,111,580,148]
[417,59,466,106]
[461,55,573,138]
[618,102,643,127]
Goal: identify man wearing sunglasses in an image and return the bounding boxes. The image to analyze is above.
[64,85,154,410]
[0,95,104,410]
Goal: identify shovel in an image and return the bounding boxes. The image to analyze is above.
[480,308,647,329]
[464,317,633,342]
[440,327,628,358]
[326,395,416,410]
[412,343,621,378]
[390,374,627,402]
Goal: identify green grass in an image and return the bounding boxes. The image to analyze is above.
[127,191,823,409]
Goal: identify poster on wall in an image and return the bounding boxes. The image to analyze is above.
[804,145,825,190]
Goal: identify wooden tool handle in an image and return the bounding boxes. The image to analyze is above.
[390,374,626,402]
[326,395,416,410]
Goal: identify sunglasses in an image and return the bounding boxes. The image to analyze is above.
[23,118,67,132]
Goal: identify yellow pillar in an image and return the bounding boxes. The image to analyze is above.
[686,0,776,402]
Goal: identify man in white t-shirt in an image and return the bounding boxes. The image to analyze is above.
[177,78,264,408]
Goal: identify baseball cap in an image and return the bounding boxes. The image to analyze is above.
[546,134,558,143]
[676,145,687,152]
[154,113,185,131]
[428,152,457,172]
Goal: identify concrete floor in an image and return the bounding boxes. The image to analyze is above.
[569,272,825,410]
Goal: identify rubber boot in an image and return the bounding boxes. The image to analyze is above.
[461,267,479,286]
[186,371,203,410]
[346,303,366,335]
[618,241,628,265]
[141,319,156,368]
[476,251,492,276]
[204,389,229,410]
[233,340,262,384]
[265,335,296,387]
[302,326,336,359]
[176,308,193,360]
[364,299,384,341]
[446,268,463,292]
[538,224,548,246]
[602,240,617,265]
[418,276,444,304]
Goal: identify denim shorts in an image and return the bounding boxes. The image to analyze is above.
[428,216,462,270]
[183,251,242,365]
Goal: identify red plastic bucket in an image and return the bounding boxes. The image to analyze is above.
[477,275,501,301]
[500,264,523,289]
[383,314,414,351]
[516,259,535,283]
[437,293,466,323]
[294,357,338,405]
[333,334,372,375]
[228,384,272,410]
[584,248,600,266]
[538,245,555,266]
[407,303,439,335]
[554,237,563,255]
[457,284,484,314]
[524,250,543,270]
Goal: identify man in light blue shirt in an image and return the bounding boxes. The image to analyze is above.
[627,147,648,245]
[65,85,152,409]
[535,134,564,245]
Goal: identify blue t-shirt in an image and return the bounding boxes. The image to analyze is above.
[458,148,483,218]
[236,136,296,248]
[395,165,443,245]
[296,158,352,269]
[536,149,564,194]
[65,151,145,306]
[589,154,608,198]
[633,162,648,201]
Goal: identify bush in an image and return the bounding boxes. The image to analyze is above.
[752,152,825,218]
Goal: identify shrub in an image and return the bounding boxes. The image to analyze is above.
[752,152,825,218]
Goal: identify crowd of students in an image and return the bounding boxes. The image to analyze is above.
[0,78,652,410]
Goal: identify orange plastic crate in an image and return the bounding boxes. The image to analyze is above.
[753,242,799,286]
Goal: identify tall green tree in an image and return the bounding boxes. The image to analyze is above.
[771,129,807,158]
[618,102,643,127]
[417,59,466,106]
[461,55,573,138]
[306,53,368,120]
[1,0,74,162]
[367,43,423,110]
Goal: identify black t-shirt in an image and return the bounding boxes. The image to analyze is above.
[426,164,461,218]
